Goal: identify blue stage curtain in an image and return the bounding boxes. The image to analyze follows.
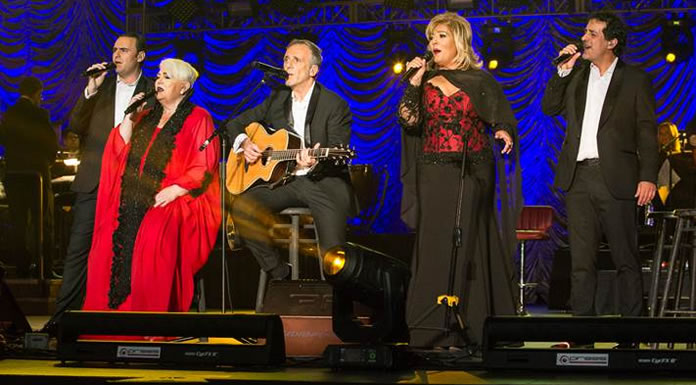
[1,1,695,303]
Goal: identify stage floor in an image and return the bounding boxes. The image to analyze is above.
[1,357,695,385]
[3,309,696,384]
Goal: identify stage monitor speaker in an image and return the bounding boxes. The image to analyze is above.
[0,276,32,334]
[484,316,696,371]
[58,311,285,366]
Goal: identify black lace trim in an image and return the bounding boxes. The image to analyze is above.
[108,97,195,309]
[418,150,493,166]
[397,84,422,131]
[189,171,213,198]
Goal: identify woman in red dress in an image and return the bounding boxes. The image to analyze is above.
[82,58,221,312]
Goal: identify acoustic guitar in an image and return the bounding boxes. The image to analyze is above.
[226,122,355,195]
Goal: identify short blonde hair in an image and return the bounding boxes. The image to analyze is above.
[160,58,199,88]
[425,12,482,71]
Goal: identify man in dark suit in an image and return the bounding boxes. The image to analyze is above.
[0,76,58,277]
[542,12,658,317]
[226,39,353,280]
[42,33,153,333]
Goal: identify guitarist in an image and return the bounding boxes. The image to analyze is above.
[225,39,354,280]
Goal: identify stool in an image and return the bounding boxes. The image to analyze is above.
[515,205,554,315]
[254,207,324,313]
[657,209,696,319]
[645,210,679,317]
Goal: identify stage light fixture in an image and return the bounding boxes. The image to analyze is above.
[322,242,410,344]
[392,61,405,74]
[661,17,694,64]
[482,23,514,71]
[385,26,421,78]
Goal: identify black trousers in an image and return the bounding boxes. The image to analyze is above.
[4,171,54,277]
[566,161,643,316]
[231,177,351,279]
[50,191,97,322]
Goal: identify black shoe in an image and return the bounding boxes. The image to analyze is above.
[39,320,59,338]
[269,263,292,281]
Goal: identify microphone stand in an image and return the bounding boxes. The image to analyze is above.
[410,132,469,349]
[199,73,276,313]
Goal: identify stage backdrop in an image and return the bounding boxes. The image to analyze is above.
[1,0,695,303]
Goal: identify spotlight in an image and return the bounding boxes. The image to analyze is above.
[661,17,694,64]
[385,26,421,78]
[392,61,405,74]
[322,243,411,368]
[482,23,514,71]
[322,242,410,342]
[488,59,499,71]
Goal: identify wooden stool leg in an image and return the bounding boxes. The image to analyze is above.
[289,215,300,280]
[255,270,268,313]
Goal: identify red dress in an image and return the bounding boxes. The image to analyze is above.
[82,106,221,312]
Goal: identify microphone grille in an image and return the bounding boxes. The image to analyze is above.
[423,51,434,61]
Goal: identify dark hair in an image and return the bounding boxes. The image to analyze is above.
[18,76,43,96]
[589,12,627,57]
[119,32,147,54]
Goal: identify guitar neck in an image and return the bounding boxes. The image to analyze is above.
[263,148,332,161]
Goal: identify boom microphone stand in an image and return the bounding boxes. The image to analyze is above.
[199,73,277,313]
[410,133,470,347]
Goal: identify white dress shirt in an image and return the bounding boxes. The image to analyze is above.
[85,71,143,127]
[559,58,618,161]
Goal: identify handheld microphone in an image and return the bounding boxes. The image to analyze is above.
[124,89,157,115]
[81,62,116,77]
[400,51,434,83]
[552,43,583,66]
[251,61,288,79]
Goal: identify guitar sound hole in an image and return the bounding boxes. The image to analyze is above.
[261,147,272,166]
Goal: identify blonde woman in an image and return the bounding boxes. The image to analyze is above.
[399,12,520,350]
[83,58,221,312]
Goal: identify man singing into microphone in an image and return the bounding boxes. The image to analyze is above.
[226,39,354,282]
[542,13,658,324]
[41,33,154,335]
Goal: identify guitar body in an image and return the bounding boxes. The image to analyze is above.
[226,122,301,195]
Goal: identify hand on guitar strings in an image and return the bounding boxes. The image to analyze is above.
[296,143,320,169]
[241,138,263,163]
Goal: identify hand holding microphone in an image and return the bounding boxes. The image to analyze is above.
[84,62,114,95]
[402,51,433,85]
[124,89,157,116]
[553,42,583,70]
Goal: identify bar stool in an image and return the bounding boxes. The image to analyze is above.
[657,209,696,319]
[645,210,679,317]
[254,207,324,312]
[515,205,554,315]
